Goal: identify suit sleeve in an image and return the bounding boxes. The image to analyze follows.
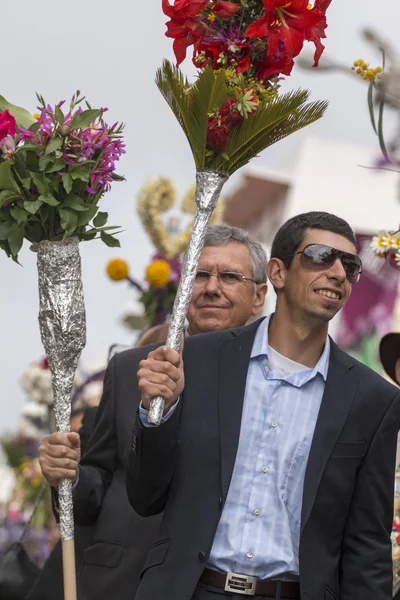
[339,390,400,600]
[125,400,181,517]
[71,357,118,525]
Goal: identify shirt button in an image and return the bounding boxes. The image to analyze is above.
[247,551,253,559]
[271,420,278,428]
[254,508,261,516]
[261,466,269,473]
[264,359,269,366]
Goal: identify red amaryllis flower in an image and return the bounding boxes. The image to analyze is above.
[163,0,208,64]
[167,17,206,65]
[304,0,332,66]
[212,1,241,19]
[255,54,295,79]
[162,0,208,19]
[245,0,322,63]
[0,109,16,142]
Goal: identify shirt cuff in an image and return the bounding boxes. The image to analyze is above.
[138,398,180,427]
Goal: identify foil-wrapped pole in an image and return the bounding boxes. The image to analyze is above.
[148,169,228,426]
[34,237,86,600]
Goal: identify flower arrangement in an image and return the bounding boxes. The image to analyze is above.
[0,92,125,261]
[370,231,400,266]
[106,254,182,327]
[158,0,330,172]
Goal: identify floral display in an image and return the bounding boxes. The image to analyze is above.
[158,0,330,172]
[370,231,400,267]
[0,91,125,260]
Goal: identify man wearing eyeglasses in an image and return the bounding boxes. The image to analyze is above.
[36,223,268,600]
[127,211,400,600]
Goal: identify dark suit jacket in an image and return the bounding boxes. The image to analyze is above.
[39,348,162,600]
[126,319,400,600]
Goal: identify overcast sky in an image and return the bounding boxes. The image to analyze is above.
[1,0,399,433]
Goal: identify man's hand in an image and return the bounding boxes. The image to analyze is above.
[38,432,81,489]
[138,343,184,414]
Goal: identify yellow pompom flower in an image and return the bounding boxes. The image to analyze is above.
[146,259,171,288]
[106,258,129,281]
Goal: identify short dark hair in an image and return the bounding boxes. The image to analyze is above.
[271,211,356,268]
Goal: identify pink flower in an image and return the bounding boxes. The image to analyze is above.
[0,109,16,142]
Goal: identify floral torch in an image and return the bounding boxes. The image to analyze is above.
[34,237,86,600]
[148,170,227,424]
[148,0,332,425]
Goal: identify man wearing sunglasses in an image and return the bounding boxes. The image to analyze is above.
[127,211,400,600]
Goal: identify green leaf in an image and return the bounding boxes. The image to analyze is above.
[38,193,59,206]
[45,137,63,155]
[377,88,389,160]
[78,229,98,241]
[17,143,45,153]
[0,162,20,193]
[367,79,377,134]
[45,157,66,173]
[100,230,121,248]
[69,165,90,182]
[70,109,100,130]
[93,211,108,227]
[59,208,78,236]
[0,221,13,240]
[63,194,90,211]
[62,173,73,194]
[30,172,48,194]
[22,177,32,190]
[217,89,328,174]
[55,105,65,125]
[76,204,98,226]
[0,190,19,208]
[0,96,35,129]
[23,199,44,214]
[10,205,28,225]
[38,154,54,171]
[8,224,25,257]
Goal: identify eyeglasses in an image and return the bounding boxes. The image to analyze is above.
[287,243,362,284]
[194,270,258,287]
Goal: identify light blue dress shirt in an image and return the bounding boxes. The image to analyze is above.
[139,316,330,579]
[208,315,330,579]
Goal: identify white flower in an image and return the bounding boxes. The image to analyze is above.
[370,232,394,254]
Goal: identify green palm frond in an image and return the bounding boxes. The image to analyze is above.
[155,60,191,141]
[218,92,328,173]
[156,61,228,167]
[156,61,328,175]
[188,66,228,166]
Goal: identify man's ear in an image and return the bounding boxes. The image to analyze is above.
[267,258,287,290]
[251,282,268,316]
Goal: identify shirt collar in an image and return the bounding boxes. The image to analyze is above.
[251,314,330,382]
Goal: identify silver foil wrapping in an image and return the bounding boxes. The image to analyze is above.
[148,169,228,425]
[34,238,86,540]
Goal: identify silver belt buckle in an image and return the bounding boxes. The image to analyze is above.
[224,572,257,596]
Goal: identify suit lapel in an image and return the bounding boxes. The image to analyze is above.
[218,319,263,505]
[301,341,359,532]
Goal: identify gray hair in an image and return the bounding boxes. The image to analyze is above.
[201,223,268,283]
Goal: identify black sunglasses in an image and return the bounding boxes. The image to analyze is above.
[286,243,362,284]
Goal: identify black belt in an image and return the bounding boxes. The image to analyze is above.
[200,568,301,598]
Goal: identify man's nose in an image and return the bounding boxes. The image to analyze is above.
[327,257,347,282]
[203,273,221,294]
